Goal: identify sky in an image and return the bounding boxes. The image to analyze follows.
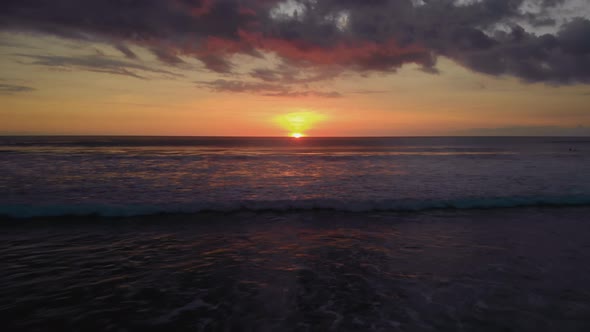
[1,0,590,137]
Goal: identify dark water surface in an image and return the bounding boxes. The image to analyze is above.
[2,207,590,331]
[2,136,590,217]
[2,136,590,330]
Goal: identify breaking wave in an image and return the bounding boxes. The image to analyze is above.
[2,195,590,219]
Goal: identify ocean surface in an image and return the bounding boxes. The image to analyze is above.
[1,136,590,217]
[2,136,590,331]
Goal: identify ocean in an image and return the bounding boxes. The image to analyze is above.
[1,136,590,217]
[1,136,590,331]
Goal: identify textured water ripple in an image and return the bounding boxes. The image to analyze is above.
[2,208,590,331]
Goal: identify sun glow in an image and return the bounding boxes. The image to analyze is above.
[275,111,326,137]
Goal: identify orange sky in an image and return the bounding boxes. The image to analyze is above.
[1,32,589,137]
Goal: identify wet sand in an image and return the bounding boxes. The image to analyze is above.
[2,207,590,331]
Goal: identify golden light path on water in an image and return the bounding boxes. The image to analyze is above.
[274,111,326,137]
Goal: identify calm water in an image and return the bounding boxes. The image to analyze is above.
[1,136,589,217]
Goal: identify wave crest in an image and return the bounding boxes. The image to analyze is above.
[2,195,590,219]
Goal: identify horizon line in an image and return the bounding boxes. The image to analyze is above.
[2,134,590,138]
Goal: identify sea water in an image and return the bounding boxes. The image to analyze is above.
[1,136,589,217]
[2,136,590,331]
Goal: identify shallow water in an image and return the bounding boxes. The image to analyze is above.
[2,207,590,331]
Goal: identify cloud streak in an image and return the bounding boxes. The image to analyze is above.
[14,54,184,80]
[0,83,35,94]
[1,0,589,84]
[197,79,341,97]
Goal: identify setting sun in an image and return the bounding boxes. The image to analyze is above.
[275,111,326,137]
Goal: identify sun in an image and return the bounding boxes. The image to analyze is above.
[275,111,326,138]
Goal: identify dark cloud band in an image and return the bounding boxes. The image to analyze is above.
[1,0,589,84]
